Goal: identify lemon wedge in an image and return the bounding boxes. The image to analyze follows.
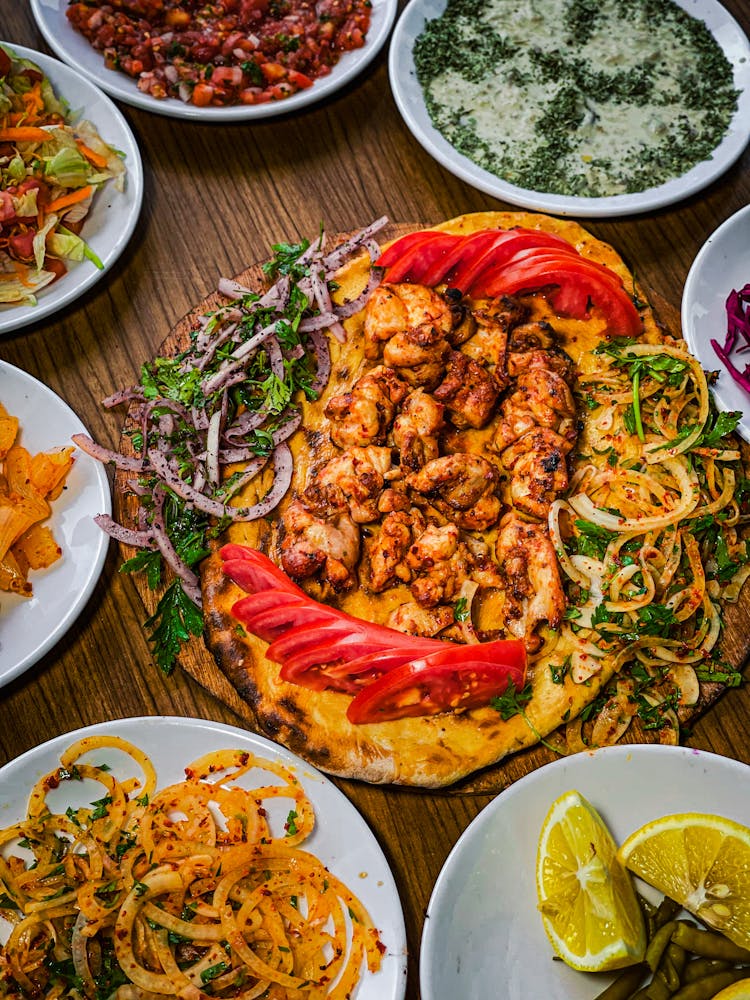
[536,789,647,971]
[711,979,750,1000]
[618,813,750,951]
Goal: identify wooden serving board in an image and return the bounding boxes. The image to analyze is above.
[113,224,750,795]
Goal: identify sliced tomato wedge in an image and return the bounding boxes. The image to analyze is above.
[222,545,528,720]
[469,252,642,337]
[447,229,573,292]
[418,229,500,287]
[375,231,448,269]
[222,552,306,597]
[346,645,526,724]
[382,232,461,284]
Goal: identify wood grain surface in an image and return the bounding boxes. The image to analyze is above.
[1,1,750,996]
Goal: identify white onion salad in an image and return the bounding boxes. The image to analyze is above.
[73,219,387,669]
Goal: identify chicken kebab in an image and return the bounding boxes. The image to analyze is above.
[279,281,575,655]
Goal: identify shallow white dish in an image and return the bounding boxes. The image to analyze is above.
[0,43,143,335]
[31,0,397,121]
[0,362,111,688]
[682,203,750,441]
[420,744,750,1000]
[389,0,750,218]
[0,716,408,1000]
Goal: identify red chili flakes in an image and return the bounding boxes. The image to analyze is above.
[66,0,373,107]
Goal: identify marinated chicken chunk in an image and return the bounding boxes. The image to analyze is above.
[381,324,452,390]
[387,601,456,637]
[392,389,445,471]
[406,453,502,531]
[324,365,407,449]
[363,283,455,360]
[494,514,566,652]
[315,446,393,524]
[500,427,574,519]
[493,366,577,452]
[434,350,499,429]
[280,483,359,591]
[367,509,420,592]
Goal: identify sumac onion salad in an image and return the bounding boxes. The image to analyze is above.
[65,0,374,107]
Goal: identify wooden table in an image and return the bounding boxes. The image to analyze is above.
[2,3,750,997]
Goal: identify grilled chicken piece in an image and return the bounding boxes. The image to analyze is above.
[363,283,455,360]
[315,446,393,524]
[280,483,359,591]
[500,427,574,519]
[494,514,566,652]
[406,453,502,531]
[462,295,528,381]
[324,365,407,449]
[392,389,445,472]
[382,325,452,390]
[367,509,420,592]
[387,601,456,637]
[493,366,577,452]
[443,288,477,346]
[434,350,499,429]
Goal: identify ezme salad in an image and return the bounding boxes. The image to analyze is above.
[65,0,373,107]
[0,44,125,307]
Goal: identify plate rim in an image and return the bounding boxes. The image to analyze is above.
[419,743,750,1000]
[389,0,750,218]
[30,0,398,121]
[0,360,112,688]
[0,714,408,1000]
[681,202,750,441]
[0,41,144,334]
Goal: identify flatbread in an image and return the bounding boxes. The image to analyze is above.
[202,210,675,787]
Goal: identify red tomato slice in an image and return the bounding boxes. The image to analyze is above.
[221,550,306,596]
[346,644,526,724]
[383,232,461,284]
[448,229,574,292]
[418,229,501,287]
[375,231,448,268]
[470,253,642,337]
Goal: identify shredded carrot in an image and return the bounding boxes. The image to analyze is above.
[75,139,108,169]
[0,126,51,142]
[20,85,45,124]
[11,260,34,287]
[46,185,93,214]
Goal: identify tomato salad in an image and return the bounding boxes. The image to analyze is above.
[0,45,125,306]
[66,0,373,108]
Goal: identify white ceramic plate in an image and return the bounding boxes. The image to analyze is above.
[0,362,111,688]
[30,0,398,121]
[389,0,750,218]
[420,744,750,1000]
[0,43,143,335]
[0,716,408,1000]
[682,203,750,441]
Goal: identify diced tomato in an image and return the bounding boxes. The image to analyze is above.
[43,256,67,282]
[287,69,314,89]
[375,231,448,269]
[0,191,15,222]
[346,645,526,724]
[0,48,11,78]
[191,83,215,107]
[261,61,287,83]
[7,230,35,261]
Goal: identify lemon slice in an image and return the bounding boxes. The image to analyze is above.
[712,979,750,1000]
[618,813,750,950]
[536,789,646,971]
